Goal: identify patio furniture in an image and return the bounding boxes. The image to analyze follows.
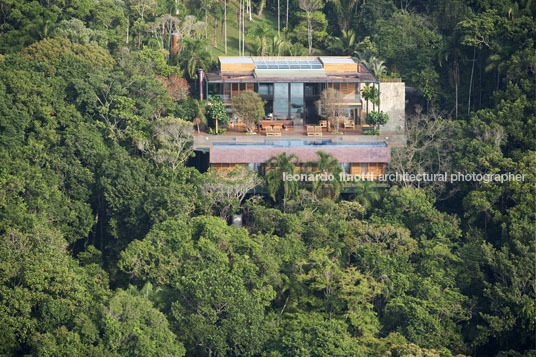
[343,119,355,129]
[260,119,293,130]
[307,125,322,136]
[266,126,282,136]
[229,122,247,131]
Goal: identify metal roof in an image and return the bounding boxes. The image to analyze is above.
[253,58,323,70]
[219,57,254,64]
[319,57,356,64]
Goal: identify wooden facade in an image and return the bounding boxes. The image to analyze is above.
[349,163,386,180]
[212,162,386,180]
[219,58,255,73]
[211,163,248,171]
[320,58,358,73]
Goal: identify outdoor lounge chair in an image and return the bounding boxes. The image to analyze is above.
[343,120,355,129]
[307,126,322,136]
[266,126,281,136]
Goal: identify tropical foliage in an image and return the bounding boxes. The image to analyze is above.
[0,0,534,356]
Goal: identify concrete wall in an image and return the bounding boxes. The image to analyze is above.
[378,81,405,133]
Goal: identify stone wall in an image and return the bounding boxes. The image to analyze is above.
[362,80,405,134]
[378,81,405,133]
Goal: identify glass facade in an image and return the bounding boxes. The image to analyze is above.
[208,80,362,124]
[273,82,289,118]
[290,83,304,119]
[258,83,274,95]
[304,83,322,95]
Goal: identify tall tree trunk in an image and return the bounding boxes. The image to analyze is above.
[468,46,476,115]
[478,50,482,109]
[455,82,458,120]
[277,0,281,36]
[238,0,241,55]
[242,1,245,55]
[257,0,265,16]
[224,0,227,53]
[307,13,312,54]
[454,58,459,120]
[214,21,217,46]
[286,0,289,32]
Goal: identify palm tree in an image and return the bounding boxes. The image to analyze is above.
[265,153,300,210]
[179,38,212,80]
[268,35,289,56]
[327,0,358,32]
[353,180,380,214]
[287,42,308,56]
[249,23,272,55]
[361,85,378,116]
[329,29,356,55]
[307,151,343,200]
[362,56,386,77]
[353,50,373,64]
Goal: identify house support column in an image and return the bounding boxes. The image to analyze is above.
[199,68,205,100]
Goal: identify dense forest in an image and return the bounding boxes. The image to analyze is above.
[0,0,535,356]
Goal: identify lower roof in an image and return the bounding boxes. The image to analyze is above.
[208,141,390,164]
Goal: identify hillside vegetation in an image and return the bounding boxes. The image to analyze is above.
[0,0,534,356]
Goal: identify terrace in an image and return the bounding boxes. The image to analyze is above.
[193,124,407,149]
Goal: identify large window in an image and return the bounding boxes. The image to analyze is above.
[290,83,304,119]
[273,82,289,118]
[258,83,274,96]
[304,83,321,95]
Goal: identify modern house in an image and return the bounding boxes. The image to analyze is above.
[204,56,381,126]
[194,56,406,180]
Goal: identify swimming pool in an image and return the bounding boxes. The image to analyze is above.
[212,140,387,148]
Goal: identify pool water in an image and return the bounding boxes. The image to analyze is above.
[212,140,387,148]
